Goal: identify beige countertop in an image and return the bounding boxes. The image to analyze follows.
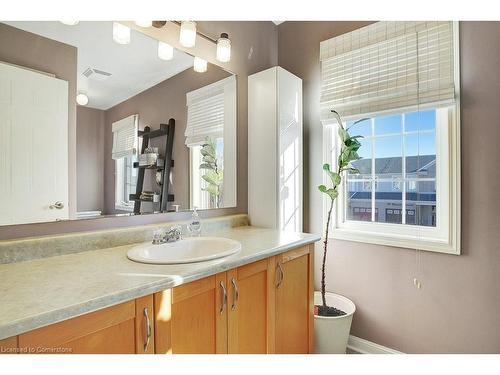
[0,226,320,340]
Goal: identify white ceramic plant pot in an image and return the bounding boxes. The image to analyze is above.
[314,291,356,354]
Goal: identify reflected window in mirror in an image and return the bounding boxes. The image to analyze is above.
[112,114,139,212]
[115,154,138,212]
[185,76,236,210]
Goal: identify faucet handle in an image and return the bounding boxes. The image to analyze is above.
[152,229,164,244]
[169,225,183,240]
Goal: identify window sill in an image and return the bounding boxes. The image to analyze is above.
[330,227,459,255]
[114,204,134,212]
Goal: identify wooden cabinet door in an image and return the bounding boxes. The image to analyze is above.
[227,258,276,354]
[18,300,138,354]
[0,336,18,354]
[15,296,154,354]
[154,273,227,354]
[275,245,314,354]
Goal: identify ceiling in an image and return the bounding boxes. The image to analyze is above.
[4,21,194,110]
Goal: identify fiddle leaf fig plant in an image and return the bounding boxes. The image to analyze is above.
[317,110,364,317]
[199,137,223,208]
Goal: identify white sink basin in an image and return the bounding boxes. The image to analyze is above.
[126,236,242,265]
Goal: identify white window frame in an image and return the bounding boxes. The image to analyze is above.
[114,155,137,212]
[322,23,461,255]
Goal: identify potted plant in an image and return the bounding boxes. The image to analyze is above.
[314,110,363,354]
[199,137,223,208]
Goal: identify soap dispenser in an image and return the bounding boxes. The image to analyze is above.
[188,207,202,237]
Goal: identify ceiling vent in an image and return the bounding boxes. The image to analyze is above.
[82,68,112,81]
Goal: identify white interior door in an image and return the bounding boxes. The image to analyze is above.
[0,62,69,225]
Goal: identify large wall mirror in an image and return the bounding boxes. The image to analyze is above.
[0,21,237,226]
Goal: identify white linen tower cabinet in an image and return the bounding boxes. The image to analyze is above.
[248,66,303,231]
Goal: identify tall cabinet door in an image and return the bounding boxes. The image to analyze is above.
[227,259,276,354]
[0,61,69,225]
[154,274,228,354]
[275,245,314,353]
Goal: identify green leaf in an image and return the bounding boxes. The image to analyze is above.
[328,171,341,186]
[338,127,349,142]
[347,167,360,174]
[202,155,216,164]
[202,170,222,186]
[330,110,344,129]
[318,184,327,193]
[325,189,339,200]
[323,163,331,172]
[199,163,215,170]
[203,184,219,196]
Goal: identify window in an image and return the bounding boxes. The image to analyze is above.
[321,22,460,254]
[345,109,437,227]
[115,154,138,212]
[185,76,236,209]
[112,114,139,212]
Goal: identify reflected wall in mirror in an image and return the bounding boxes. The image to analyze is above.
[0,21,237,226]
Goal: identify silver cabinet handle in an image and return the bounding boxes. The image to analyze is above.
[49,201,64,209]
[219,280,227,314]
[276,262,284,288]
[143,307,151,352]
[231,277,239,311]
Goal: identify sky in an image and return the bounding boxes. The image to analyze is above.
[348,109,436,160]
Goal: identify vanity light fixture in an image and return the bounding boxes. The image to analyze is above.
[113,22,131,45]
[216,33,231,62]
[193,57,207,73]
[134,21,152,28]
[179,21,197,48]
[60,21,79,26]
[158,41,174,60]
[76,92,89,106]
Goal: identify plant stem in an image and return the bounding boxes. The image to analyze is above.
[321,196,334,307]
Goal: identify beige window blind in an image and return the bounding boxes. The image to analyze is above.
[185,75,236,146]
[111,114,138,160]
[320,21,457,122]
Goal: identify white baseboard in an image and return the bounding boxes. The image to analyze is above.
[347,335,403,354]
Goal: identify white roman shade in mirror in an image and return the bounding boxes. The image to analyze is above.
[185,75,236,146]
[111,114,138,160]
[320,21,457,122]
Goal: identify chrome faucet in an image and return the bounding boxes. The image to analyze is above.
[152,225,182,244]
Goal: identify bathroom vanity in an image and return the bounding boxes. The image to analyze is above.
[0,217,319,354]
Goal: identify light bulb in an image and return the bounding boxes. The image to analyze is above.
[76,92,89,106]
[193,57,207,73]
[113,22,130,45]
[216,33,231,62]
[158,41,173,60]
[134,21,152,28]
[179,21,196,48]
[60,21,79,26]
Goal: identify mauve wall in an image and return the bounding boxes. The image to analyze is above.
[0,21,278,240]
[0,23,78,222]
[103,66,230,214]
[278,21,500,353]
[76,106,105,212]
